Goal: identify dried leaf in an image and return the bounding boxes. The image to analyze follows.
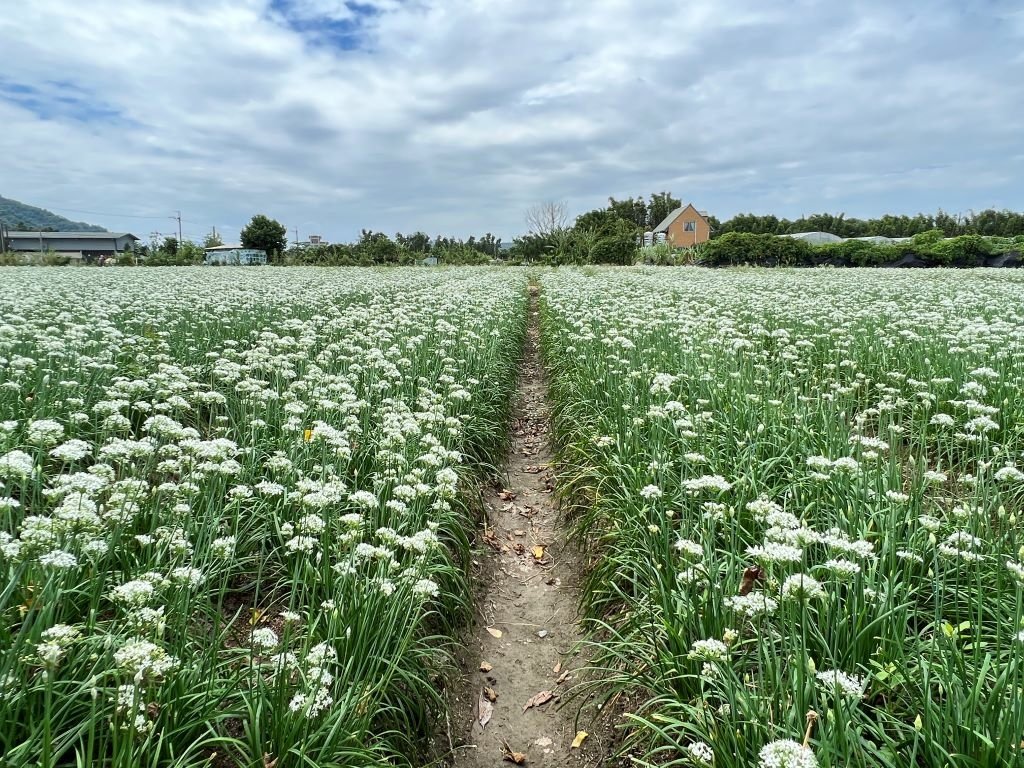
[531,545,545,560]
[524,465,542,474]
[263,755,279,768]
[522,690,554,713]
[556,671,570,685]
[484,686,499,702]
[571,731,588,749]
[482,530,502,552]
[479,661,493,672]
[478,690,494,728]
[552,661,561,674]
[501,740,528,764]
[500,489,517,501]
[486,627,503,639]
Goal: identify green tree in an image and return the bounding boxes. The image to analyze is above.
[608,196,648,230]
[647,191,681,230]
[240,214,287,263]
[203,230,224,248]
[395,231,432,253]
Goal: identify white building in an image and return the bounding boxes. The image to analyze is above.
[203,245,268,265]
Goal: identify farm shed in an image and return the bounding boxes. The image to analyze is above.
[2,231,139,263]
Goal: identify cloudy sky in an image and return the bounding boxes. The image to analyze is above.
[1,0,1022,243]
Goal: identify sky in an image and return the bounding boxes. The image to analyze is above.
[1,0,1023,243]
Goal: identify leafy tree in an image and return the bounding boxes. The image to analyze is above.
[240,214,287,263]
[395,231,432,253]
[161,236,179,256]
[647,191,682,230]
[203,230,224,248]
[608,196,648,230]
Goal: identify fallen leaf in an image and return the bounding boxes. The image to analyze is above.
[524,465,542,474]
[571,731,588,750]
[501,740,528,764]
[500,489,517,501]
[522,690,555,713]
[556,671,570,685]
[486,627,503,639]
[484,686,499,702]
[262,755,278,768]
[531,545,545,560]
[480,661,493,672]
[513,529,526,536]
[478,690,494,728]
[552,661,561,674]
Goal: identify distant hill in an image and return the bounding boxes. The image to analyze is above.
[0,195,107,232]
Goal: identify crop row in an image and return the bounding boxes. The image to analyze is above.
[540,268,1024,767]
[0,268,526,767]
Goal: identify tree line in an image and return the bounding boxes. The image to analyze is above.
[117,202,1024,267]
[127,215,503,266]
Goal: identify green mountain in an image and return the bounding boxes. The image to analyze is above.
[0,195,107,232]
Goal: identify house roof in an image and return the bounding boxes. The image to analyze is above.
[6,231,137,240]
[652,204,707,233]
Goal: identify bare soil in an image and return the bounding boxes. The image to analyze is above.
[439,287,609,767]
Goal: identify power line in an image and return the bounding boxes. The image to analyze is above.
[31,204,179,220]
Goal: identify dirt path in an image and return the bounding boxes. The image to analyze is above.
[444,285,602,767]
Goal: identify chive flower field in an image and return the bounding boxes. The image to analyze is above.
[541,268,1024,767]
[0,268,525,767]
[2,266,1023,767]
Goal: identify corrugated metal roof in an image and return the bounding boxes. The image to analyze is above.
[6,231,137,239]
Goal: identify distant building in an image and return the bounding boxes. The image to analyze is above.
[650,204,711,247]
[203,244,268,265]
[3,231,139,264]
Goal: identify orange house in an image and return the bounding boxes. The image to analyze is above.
[652,203,711,247]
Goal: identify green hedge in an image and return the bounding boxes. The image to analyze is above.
[698,232,1022,268]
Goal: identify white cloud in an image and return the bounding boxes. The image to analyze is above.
[0,0,1022,241]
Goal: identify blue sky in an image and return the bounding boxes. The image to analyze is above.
[1,0,1022,243]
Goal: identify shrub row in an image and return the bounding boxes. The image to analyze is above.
[699,231,1024,268]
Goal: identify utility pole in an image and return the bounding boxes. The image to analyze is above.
[170,211,182,243]
[294,227,299,247]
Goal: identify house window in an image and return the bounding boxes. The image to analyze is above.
[684,221,697,231]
